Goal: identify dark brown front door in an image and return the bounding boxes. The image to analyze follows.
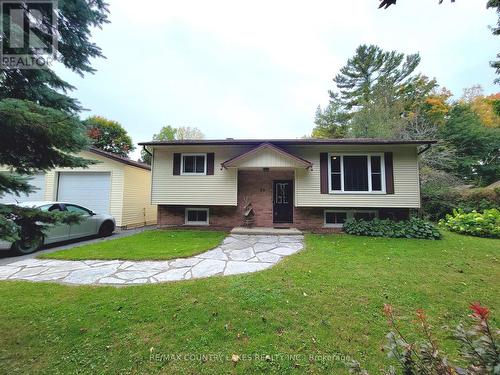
[273,180,293,224]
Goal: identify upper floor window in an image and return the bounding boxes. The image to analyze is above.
[181,154,206,175]
[329,153,385,193]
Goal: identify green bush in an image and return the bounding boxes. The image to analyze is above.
[421,186,500,221]
[419,167,462,221]
[343,217,441,240]
[421,188,460,221]
[459,187,500,212]
[439,209,500,238]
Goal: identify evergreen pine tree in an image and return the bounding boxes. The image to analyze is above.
[330,44,421,110]
[0,0,109,243]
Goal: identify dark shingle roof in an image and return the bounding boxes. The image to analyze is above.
[139,138,436,147]
[88,148,150,170]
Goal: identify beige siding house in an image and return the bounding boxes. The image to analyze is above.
[140,139,434,231]
[0,148,157,228]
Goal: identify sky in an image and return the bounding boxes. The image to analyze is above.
[56,0,499,161]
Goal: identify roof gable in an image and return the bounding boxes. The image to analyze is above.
[221,143,312,169]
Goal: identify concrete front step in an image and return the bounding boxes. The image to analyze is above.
[230,227,303,235]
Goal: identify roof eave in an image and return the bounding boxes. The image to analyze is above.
[87,148,151,171]
[139,139,437,147]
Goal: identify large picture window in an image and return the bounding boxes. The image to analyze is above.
[329,153,385,193]
[181,154,206,175]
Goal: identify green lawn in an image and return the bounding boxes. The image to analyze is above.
[39,230,227,261]
[1,232,498,374]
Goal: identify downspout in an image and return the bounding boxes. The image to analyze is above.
[143,145,154,223]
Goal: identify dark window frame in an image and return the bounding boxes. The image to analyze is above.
[324,210,349,227]
[181,153,207,175]
[328,153,386,193]
[370,155,382,192]
[324,209,379,227]
[184,208,209,225]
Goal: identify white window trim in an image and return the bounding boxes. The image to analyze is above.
[185,208,209,226]
[180,153,207,176]
[324,210,349,228]
[324,209,378,228]
[328,153,386,194]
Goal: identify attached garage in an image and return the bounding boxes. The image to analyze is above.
[57,172,111,214]
[0,148,157,228]
[0,173,46,204]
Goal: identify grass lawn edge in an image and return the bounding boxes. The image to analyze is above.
[37,229,228,261]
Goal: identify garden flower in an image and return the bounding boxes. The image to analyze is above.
[469,302,489,320]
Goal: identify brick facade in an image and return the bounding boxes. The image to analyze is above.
[157,170,410,232]
[237,170,293,227]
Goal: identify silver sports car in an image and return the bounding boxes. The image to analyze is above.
[0,201,116,255]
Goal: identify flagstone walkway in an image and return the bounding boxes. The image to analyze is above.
[0,234,304,286]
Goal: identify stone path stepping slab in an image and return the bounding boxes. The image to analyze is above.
[0,234,304,286]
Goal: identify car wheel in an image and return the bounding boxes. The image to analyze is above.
[98,221,115,237]
[12,235,43,255]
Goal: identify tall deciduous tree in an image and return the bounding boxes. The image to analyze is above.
[440,105,500,185]
[140,125,178,164]
[84,116,135,157]
[140,126,205,164]
[461,86,500,128]
[420,88,453,127]
[493,99,500,116]
[176,126,205,140]
[154,125,178,141]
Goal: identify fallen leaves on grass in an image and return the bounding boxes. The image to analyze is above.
[231,354,240,365]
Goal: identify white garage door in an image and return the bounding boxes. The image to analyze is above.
[57,172,111,214]
[0,173,45,204]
